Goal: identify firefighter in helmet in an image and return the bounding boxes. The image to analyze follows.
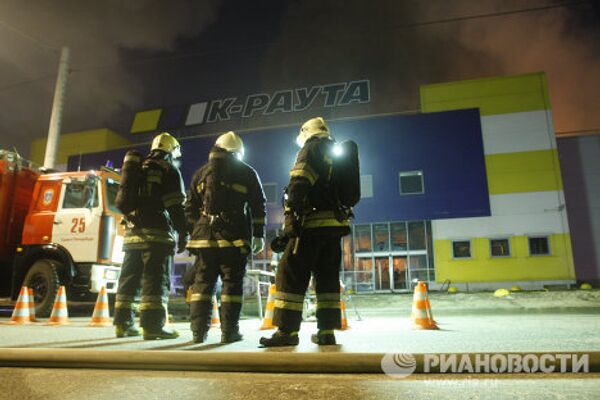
[260,117,351,347]
[185,131,266,343]
[114,132,188,340]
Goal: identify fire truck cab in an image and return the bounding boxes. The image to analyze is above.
[1,150,124,316]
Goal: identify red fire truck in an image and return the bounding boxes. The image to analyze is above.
[0,150,124,316]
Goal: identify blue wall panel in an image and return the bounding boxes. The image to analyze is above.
[68,109,490,226]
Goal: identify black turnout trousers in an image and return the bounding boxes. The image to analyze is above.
[189,247,248,334]
[273,232,343,332]
[113,246,172,332]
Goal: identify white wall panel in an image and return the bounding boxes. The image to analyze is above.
[490,191,564,216]
[481,110,555,155]
[433,191,570,239]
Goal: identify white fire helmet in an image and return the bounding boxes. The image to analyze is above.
[297,117,331,147]
[215,131,245,159]
[151,132,181,158]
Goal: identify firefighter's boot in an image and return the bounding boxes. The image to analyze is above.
[143,327,180,340]
[311,329,336,345]
[192,330,208,344]
[259,330,299,347]
[221,330,243,344]
[115,325,141,338]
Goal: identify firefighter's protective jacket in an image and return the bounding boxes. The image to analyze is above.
[287,136,350,234]
[123,150,187,251]
[185,147,266,251]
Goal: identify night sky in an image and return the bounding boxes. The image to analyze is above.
[0,0,598,156]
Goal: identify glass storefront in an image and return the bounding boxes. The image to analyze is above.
[248,221,435,295]
[341,221,435,293]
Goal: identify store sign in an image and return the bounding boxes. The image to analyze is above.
[185,79,371,125]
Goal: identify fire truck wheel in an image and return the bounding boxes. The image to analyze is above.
[23,259,61,318]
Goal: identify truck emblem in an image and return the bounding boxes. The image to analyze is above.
[43,189,54,205]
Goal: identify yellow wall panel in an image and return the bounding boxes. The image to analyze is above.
[420,72,550,116]
[29,128,130,165]
[485,149,563,194]
[130,109,162,133]
[434,234,575,282]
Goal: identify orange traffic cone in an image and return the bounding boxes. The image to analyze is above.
[48,286,69,325]
[411,281,438,330]
[339,288,349,331]
[10,286,31,325]
[259,283,277,330]
[28,287,37,322]
[338,281,349,330]
[89,286,111,327]
[210,295,220,328]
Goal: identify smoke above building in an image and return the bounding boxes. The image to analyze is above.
[0,0,597,155]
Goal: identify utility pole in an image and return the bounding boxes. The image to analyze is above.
[43,46,70,169]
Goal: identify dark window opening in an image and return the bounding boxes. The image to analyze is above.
[490,238,511,257]
[399,171,424,195]
[452,240,471,258]
[529,236,550,256]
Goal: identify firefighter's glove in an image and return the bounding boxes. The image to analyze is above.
[283,212,301,238]
[177,234,189,254]
[251,237,265,255]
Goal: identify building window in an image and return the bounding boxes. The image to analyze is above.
[490,238,511,257]
[373,223,389,252]
[529,236,550,256]
[262,183,279,204]
[355,258,374,292]
[391,222,407,251]
[399,171,424,195]
[409,254,428,270]
[342,236,353,271]
[354,225,372,253]
[408,221,426,250]
[360,174,373,198]
[452,240,471,258]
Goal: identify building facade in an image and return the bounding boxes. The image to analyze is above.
[58,72,577,292]
[421,73,575,290]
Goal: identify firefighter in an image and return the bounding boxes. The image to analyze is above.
[186,131,266,344]
[113,132,188,340]
[260,117,351,347]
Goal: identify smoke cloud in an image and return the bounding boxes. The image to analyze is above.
[259,0,599,133]
[0,0,597,157]
[0,0,220,154]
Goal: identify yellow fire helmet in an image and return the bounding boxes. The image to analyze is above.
[151,132,181,158]
[297,117,331,147]
[215,131,245,159]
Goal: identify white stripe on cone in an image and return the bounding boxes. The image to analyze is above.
[10,286,31,325]
[28,287,37,322]
[259,284,277,330]
[89,286,111,327]
[211,296,220,328]
[48,286,69,325]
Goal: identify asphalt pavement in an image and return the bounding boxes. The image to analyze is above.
[1,368,599,400]
[3,306,600,399]
[2,313,600,353]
